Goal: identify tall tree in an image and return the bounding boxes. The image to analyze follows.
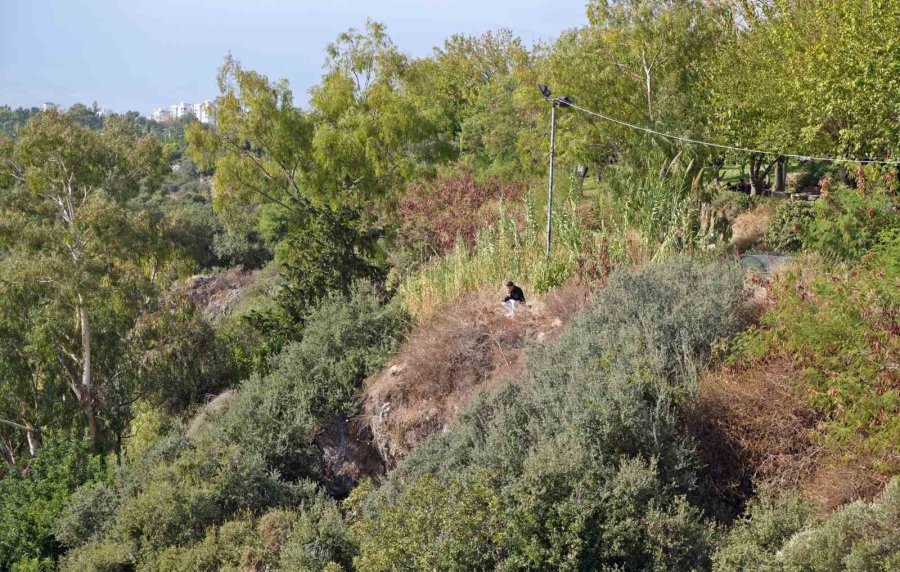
[0,112,166,452]
[543,0,732,170]
[710,0,900,190]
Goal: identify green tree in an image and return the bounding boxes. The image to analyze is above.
[710,0,900,192]
[0,112,166,451]
[544,0,731,170]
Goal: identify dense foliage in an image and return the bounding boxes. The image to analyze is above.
[354,259,748,570]
[2,0,898,569]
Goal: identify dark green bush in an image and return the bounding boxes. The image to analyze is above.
[0,439,106,571]
[54,482,120,549]
[764,200,814,252]
[127,294,239,414]
[279,490,357,571]
[222,286,406,480]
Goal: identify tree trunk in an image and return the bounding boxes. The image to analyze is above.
[26,425,41,457]
[78,302,98,443]
[642,58,653,121]
[773,157,786,193]
[0,419,42,457]
[748,154,778,196]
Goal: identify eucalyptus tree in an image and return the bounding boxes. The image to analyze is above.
[0,112,166,454]
[542,0,733,170]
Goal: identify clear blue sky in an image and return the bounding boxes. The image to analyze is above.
[1,0,587,114]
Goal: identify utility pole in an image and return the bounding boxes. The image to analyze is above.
[546,100,557,257]
[537,84,571,257]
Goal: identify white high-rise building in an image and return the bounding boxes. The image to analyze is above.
[169,102,192,119]
[150,100,214,124]
[192,100,213,124]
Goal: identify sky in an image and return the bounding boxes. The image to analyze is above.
[0,0,587,115]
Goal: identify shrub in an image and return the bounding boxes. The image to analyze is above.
[112,436,299,553]
[279,491,357,571]
[58,540,133,572]
[714,478,900,571]
[0,439,106,570]
[712,491,815,571]
[763,200,814,252]
[54,482,120,549]
[126,293,238,413]
[805,185,897,260]
[149,518,266,572]
[221,287,406,480]
[730,239,899,470]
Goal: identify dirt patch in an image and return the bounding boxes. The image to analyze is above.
[688,358,888,511]
[314,418,386,498]
[364,281,589,466]
[181,266,256,319]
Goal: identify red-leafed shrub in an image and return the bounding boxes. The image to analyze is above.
[398,172,526,256]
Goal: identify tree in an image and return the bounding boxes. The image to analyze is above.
[0,112,166,452]
[710,0,900,190]
[543,0,731,170]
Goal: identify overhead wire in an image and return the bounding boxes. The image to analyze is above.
[549,97,900,166]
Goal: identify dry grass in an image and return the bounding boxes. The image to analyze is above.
[185,389,235,439]
[688,358,888,511]
[363,281,589,466]
[730,203,775,252]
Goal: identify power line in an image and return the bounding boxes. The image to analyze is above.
[553,98,900,166]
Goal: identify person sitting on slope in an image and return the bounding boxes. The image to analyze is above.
[502,281,526,316]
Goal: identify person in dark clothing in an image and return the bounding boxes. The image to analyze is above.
[503,281,526,304]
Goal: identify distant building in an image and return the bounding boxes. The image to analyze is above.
[151,108,173,122]
[41,102,58,112]
[192,100,213,124]
[150,100,214,124]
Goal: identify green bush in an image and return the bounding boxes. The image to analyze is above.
[127,294,239,414]
[54,482,120,549]
[764,200,814,252]
[712,491,815,571]
[279,491,357,571]
[58,540,133,572]
[113,438,297,552]
[221,286,406,481]
[764,184,897,258]
[0,439,106,570]
[150,518,265,572]
[714,478,900,571]
[355,259,748,570]
[805,186,897,260]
